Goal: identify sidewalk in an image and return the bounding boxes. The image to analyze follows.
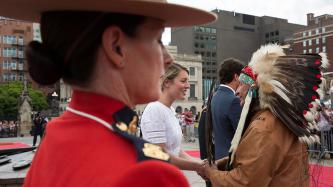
[181,138,205,187]
[2,136,333,187]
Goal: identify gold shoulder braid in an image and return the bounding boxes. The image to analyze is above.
[142,143,170,161]
[112,107,170,162]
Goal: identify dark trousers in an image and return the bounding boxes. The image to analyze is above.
[33,133,43,146]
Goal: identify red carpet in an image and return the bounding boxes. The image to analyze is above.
[186,150,333,187]
[0,142,30,150]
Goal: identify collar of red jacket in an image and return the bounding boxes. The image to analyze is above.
[68,90,126,123]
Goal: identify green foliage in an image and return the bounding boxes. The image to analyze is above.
[0,81,48,118]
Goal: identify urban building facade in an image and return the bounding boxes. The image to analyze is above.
[0,17,33,83]
[135,45,203,116]
[171,9,305,99]
[292,13,333,72]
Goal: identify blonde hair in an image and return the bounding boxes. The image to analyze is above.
[161,63,189,90]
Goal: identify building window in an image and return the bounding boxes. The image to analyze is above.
[322,27,326,33]
[205,28,211,33]
[212,52,216,57]
[242,14,255,25]
[194,35,199,39]
[308,39,312,46]
[265,33,269,38]
[315,18,319,24]
[234,26,255,32]
[316,38,319,45]
[189,67,195,76]
[211,28,216,33]
[18,73,24,81]
[3,60,10,70]
[3,48,8,57]
[275,30,279,35]
[199,27,204,32]
[189,84,195,98]
[303,49,307,54]
[18,60,23,70]
[316,28,319,35]
[316,47,319,53]
[11,61,17,70]
[303,41,306,47]
[308,31,311,36]
[303,32,306,37]
[210,35,216,40]
[270,32,274,36]
[194,43,199,48]
[3,73,9,81]
[2,35,6,43]
[309,48,312,53]
[323,37,326,44]
[323,46,326,52]
[10,73,16,81]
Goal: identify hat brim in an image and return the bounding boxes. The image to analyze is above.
[0,0,216,27]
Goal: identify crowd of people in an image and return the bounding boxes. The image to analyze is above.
[0,120,18,137]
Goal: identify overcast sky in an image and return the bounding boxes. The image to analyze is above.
[162,0,333,44]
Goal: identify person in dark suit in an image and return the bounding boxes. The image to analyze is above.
[32,113,46,147]
[211,58,244,160]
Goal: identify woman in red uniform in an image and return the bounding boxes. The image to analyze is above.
[0,0,216,186]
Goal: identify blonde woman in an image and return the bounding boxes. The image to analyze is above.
[141,63,204,173]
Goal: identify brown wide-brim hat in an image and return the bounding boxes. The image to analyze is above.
[0,0,217,26]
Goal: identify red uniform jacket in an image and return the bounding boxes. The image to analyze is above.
[24,90,189,187]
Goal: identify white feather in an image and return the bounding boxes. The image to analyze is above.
[268,80,292,104]
[319,52,329,69]
[304,111,314,122]
[249,44,285,76]
[229,93,252,165]
[317,89,324,100]
[314,135,320,144]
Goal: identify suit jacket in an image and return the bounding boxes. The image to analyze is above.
[211,85,241,160]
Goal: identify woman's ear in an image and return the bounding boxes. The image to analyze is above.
[163,79,171,89]
[102,26,126,68]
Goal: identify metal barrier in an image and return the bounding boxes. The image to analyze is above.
[308,128,333,159]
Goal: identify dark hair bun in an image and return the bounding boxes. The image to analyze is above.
[26,41,63,85]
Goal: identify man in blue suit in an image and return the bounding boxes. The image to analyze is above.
[211,58,244,160]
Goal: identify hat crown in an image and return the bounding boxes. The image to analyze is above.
[0,0,216,27]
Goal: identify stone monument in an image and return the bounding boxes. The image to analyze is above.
[18,78,33,136]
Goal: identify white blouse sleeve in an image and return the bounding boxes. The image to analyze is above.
[140,103,167,144]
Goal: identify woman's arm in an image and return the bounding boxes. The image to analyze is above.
[157,143,203,172]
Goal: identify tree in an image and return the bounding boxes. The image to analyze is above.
[0,81,48,118]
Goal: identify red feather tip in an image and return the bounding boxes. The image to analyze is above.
[308,103,313,108]
[312,95,317,100]
[313,86,318,91]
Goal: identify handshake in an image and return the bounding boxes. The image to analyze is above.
[195,157,229,181]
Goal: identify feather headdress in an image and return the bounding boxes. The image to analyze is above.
[229,44,328,165]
